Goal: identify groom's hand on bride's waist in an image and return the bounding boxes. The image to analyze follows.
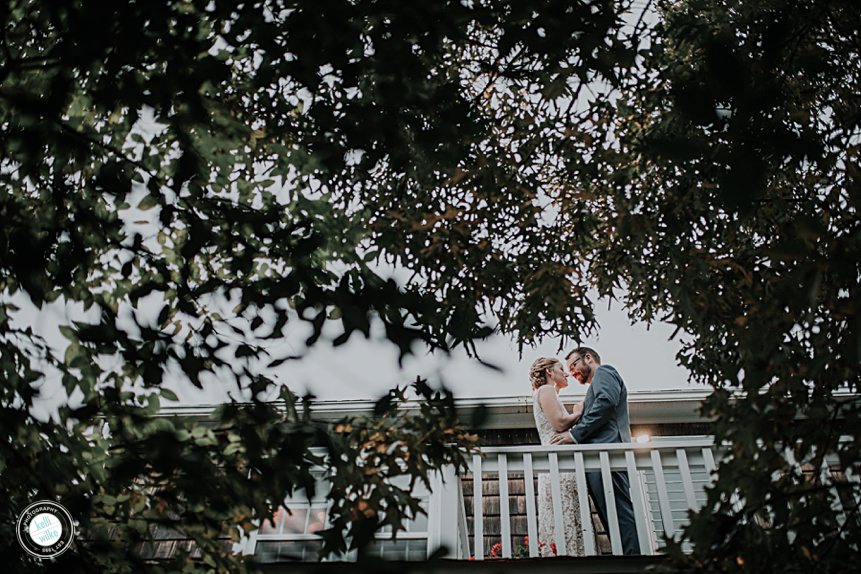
[550,431,575,445]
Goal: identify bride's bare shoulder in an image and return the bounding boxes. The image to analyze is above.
[535,384,554,398]
[535,385,557,408]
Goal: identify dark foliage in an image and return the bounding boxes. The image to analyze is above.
[1,0,858,572]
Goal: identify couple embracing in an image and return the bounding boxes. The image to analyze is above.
[530,346,641,556]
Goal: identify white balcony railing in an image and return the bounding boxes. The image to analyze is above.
[431,436,718,559]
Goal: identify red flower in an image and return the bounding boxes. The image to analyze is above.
[489,542,503,558]
[550,542,557,556]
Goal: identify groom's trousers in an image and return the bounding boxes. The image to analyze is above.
[585,470,641,555]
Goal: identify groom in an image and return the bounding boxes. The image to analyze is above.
[550,346,641,556]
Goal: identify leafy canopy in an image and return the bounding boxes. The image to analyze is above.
[1,0,859,572]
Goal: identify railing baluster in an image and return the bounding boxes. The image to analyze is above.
[676,449,697,510]
[523,454,538,558]
[242,525,259,556]
[600,451,623,555]
[426,470,441,555]
[472,454,484,560]
[548,452,568,556]
[625,450,652,555]
[498,454,512,558]
[650,449,675,541]
[457,479,469,559]
[574,451,596,556]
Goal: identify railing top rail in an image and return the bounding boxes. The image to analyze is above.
[479,437,715,454]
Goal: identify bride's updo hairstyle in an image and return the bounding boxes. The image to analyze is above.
[530,357,558,391]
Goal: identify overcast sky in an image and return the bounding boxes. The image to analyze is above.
[168,294,696,405]
[16,287,696,420]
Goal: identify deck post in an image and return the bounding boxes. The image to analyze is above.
[427,465,461,558]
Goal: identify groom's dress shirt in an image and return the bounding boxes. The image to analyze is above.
[569,364,632,444]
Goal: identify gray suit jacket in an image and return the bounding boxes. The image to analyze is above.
[569,364,632,444]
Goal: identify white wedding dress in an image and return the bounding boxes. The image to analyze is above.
[532,390,586,557]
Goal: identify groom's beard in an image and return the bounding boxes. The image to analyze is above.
[574,366,591,385]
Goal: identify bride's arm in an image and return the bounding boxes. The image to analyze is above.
[557,399,584,430]
[537,386,580,432]
[569,400,585,422]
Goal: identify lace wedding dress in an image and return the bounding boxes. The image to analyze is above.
[532,390,586,557]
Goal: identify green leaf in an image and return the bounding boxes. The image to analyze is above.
[59,325,76,341]
[137,194,159,211]
[64,341,81,365]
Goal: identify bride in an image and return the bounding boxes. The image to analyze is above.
[530,357,586,557]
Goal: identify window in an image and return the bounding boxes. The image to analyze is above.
[250,474,432,562]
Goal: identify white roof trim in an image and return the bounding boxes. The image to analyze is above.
[157,388,716,427]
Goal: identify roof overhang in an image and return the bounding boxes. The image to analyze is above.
[157,389,715,428]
